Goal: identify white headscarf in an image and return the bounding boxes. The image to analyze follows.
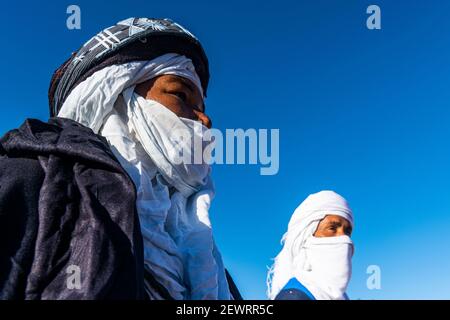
[267,190,354,300]
[58,53,232,300]
[58,53,204,134]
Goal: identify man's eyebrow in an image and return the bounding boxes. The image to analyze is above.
[326,221,342,227]
[167,76,194,93]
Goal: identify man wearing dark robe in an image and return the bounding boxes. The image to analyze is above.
[0,17,241,300]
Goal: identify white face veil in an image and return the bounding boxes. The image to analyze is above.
[58,53,231,300]
[267,190,354,300]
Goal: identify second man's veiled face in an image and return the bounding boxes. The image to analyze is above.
[135,75,212,128]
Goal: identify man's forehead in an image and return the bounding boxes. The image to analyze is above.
[165,75,197,91]
[323,214,351,225]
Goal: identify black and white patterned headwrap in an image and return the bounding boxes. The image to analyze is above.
[49,17,209,117]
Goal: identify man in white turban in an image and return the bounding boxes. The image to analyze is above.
[267,190,354,300]
[0,17,241,300]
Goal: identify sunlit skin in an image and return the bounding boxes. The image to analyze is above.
[135,75,212,128]
[314,215,353,237]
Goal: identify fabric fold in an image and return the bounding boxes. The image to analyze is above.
[0,117,145,299]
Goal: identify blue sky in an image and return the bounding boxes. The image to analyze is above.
[1,1,450,299]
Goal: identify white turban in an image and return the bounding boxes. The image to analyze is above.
[58,53,204,134]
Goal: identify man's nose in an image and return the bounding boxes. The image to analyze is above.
[336,227,347,236]
[194,110,212,129]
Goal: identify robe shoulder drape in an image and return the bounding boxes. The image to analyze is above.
[0,117,242,300]
[0,117,144,299]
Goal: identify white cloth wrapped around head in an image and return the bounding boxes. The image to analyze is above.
[267,190,354,300]
[58,53,204,134]
[58,53,231,300]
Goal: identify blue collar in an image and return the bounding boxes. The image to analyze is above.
[282,278,316,300]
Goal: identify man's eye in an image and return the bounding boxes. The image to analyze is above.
[172,91,188,102]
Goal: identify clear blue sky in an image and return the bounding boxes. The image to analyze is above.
[1,1,450,299]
